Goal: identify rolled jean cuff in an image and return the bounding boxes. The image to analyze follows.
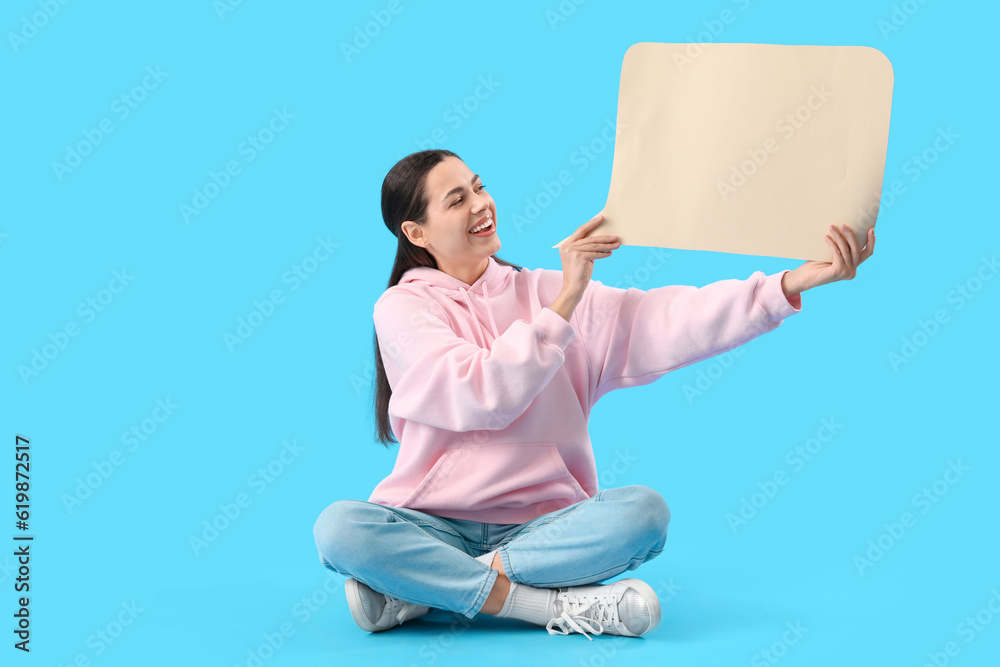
[464,565,499,618]
[498,547,514,585]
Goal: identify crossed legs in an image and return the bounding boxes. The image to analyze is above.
[313,485,670,620]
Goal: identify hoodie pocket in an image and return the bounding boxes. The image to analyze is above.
[401,442,588,515]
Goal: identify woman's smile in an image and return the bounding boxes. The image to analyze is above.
[469,215,495,236]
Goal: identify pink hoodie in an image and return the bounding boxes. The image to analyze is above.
[368,255,802,524]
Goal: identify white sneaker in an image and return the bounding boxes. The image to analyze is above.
[345,577,431,632]
[545,578,661,640]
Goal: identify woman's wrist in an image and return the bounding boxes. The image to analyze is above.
[548,289,583,322]
[781,267,808,298]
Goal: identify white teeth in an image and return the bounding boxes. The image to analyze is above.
[470,218,493,233]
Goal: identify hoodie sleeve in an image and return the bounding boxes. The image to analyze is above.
[576,269,802,404]
[373,292,577,432]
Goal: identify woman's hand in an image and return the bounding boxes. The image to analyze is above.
[547,214,620,322]
[782,223,876,297]
[558,213,620,298]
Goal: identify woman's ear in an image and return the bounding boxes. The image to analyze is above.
[401,221,426,247]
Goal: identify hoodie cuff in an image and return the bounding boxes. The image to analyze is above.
[538,306,578,350]
[757,270,803,323]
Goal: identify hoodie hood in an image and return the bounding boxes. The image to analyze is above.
[398,256,519,348]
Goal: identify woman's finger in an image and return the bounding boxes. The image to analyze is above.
[840,224,861,267]
[574,238,619,250]
[573,234,618,244]
[859,227,876,262]
[836,227,860,278]
[579,243,616,254]
[825,234,846,274]
[568,214,605,242]
[824,235,840,266]
[828,226,851,274]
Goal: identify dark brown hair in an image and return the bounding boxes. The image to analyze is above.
[372,149,522,446]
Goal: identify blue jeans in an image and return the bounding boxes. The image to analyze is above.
[312,485,670,619]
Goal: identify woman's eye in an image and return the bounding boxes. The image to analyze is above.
[450,185,484,206]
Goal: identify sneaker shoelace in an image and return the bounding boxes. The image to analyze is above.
[545,593,621,641]
[381,595,421,626]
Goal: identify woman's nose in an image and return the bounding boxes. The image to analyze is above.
[472,194,491,213]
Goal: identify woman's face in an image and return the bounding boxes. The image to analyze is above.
[402,157,500,272]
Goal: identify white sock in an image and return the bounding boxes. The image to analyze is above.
[496,581,556,626]
[474,550,497,568]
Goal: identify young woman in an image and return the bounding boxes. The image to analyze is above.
[313,149,874,640]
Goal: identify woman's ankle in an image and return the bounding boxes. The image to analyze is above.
[479,571,511,615]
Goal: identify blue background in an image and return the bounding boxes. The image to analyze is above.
[3,0,998,665]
